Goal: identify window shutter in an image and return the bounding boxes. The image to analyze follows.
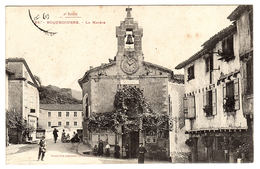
[203,90,207,107]
[223,83,226,111]
[203,90,207,116]
[234,78,240,110]
[183,97,188,114]
[212,88,217,115]
[189,96,196,118]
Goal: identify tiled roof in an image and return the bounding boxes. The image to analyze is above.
[78,61,116,87]
[175,24,236,69]
[175,48,208,69]
[227,5,252,21]
[202,24,236,48]
[40,104,82,111]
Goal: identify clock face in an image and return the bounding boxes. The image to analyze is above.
[121,58,139,74]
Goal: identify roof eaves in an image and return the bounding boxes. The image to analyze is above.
[6,58,39,88]
[78,61,116,87]
[227,5,252,21]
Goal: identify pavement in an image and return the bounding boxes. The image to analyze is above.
[6,139,168,164]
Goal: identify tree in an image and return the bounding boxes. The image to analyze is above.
[6,109,35,143]
[87,86,170,134]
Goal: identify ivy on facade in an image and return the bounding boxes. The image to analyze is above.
[87,85,171,134]
[6,109,35,132]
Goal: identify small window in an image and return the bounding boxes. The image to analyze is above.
[74,112,77,117]
[223,80,240,113]
[66,112,69,117]
[66,121,69,126]
[58,121,62,126]
[30,109,36,113]
[48,112,51,117]
[74,121,77,126]
[58,112,62,117]
[205,54,213,73]
[48,122,51,127]
[187,65,195,81]
[220,35,234,61]
[203,90,213,117]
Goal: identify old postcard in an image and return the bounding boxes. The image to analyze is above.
[5,5,253,164]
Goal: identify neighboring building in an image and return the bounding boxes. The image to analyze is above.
[175,5,253,163]
[228,5,253,162]
[6,58,40,143]
[39,104,83,131]
[6,68,14,146]
[5,68,14,111]
[78,7,188,160]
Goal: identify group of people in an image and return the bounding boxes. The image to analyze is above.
[37,128,81,161]
[92,140,147,163]
[53,128,80,144]
[93,140,121,158]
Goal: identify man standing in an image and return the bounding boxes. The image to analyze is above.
[38,136,46,161]
[53,128,58,143]
[114,143,120,158]
[98,140,104,156]
[138,143,147,164]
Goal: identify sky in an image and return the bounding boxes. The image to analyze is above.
[6,5,237,91]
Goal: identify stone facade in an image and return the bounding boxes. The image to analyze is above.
[6,58,40,143]
[39,104,83,130]
[175,5,253,163]
[79,8,185,160]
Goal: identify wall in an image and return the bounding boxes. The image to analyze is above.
[39,109,83,130]
[183,31,247,131]
[5,73,9,110]
[168,82,190,162]
[237,10,253,57]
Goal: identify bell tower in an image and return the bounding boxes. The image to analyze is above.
[116,7,143,75]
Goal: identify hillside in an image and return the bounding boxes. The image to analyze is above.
[38,85,82,104]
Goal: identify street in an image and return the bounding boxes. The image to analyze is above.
[6,139,159,164]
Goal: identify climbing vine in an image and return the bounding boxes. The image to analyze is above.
[87,85,170,134]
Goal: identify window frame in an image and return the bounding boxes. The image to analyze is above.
[187,65,195,81]
[66,111,70,117]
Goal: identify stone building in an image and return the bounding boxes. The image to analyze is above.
[227,5,253,162]
[39,104,83,137]
[78,8,187,160]
[6,58,40,143]
[175,5,253,163]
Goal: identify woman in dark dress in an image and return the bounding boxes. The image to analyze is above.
[138,143,147,164]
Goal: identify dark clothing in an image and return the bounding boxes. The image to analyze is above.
[53,129,58,143]
[93,146,98,156]
[138,146,147,164]
[71,133,80,143]
[125,145,129,158]
[98,142,104,156]
[105,148,110,157]
[38,139,46,161]
[38,148,45,161]
[114,145,120,158]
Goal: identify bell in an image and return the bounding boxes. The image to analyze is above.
[126,34,134,44]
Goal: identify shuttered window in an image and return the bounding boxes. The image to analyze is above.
[203,88,217,117]
[223,79,240,112]
[184,95,196,119]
